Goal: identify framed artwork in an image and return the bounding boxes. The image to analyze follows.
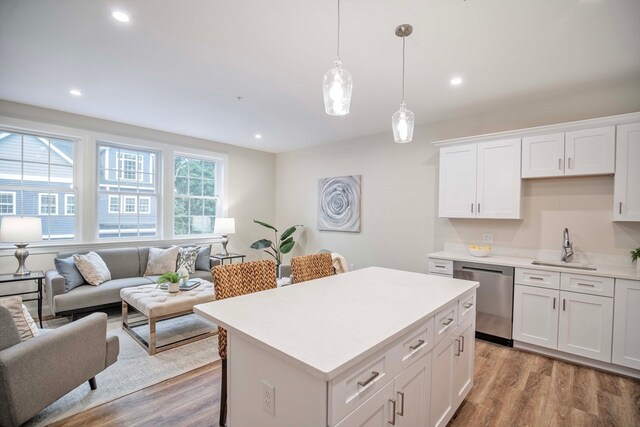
[318,175,361,232]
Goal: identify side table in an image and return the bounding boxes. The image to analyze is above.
[211,253,246,265]
[0,271,45,327]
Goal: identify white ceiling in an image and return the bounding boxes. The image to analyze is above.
[1,0,639,153]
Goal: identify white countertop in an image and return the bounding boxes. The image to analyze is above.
[428,251,640,280]
[194,266,478,380]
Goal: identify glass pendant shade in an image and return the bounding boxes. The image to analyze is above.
[323,60,352,116]
[392,103,414,143]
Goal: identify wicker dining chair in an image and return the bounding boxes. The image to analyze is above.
[212,259,277,427]
[291,253,335,284]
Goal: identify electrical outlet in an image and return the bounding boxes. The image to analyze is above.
[482,233,494,244]
[262,380,275,416]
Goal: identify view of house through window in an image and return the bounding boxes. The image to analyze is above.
[0,131,76,240]
[173,155,220,236]
[97,143,158,238]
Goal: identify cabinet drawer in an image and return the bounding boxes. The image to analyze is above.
[458,291,476,325]
[561,273,614,297]
[435,303,458,345]
[397,317,435,372]
[329,343,398,425]
[428,259,453,276]
[515,268,560,289]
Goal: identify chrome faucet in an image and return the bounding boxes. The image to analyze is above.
[561,228,574,263]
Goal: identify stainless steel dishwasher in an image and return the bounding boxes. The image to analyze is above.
[453,261,514,346]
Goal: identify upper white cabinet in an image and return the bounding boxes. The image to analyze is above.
[439,138,521,219]
[613,123,640,221]
[522,126,615,178]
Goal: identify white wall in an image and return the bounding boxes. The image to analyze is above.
[275,82,640,273]
[0,100,276,313]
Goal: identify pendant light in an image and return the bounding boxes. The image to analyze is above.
[323,0,352,116]
[392,24,414,143]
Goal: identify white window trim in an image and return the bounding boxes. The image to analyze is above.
[64,194,75,216]
[108,195,120,214]
[123,195,137,214]
[38,193,58,216]
[139,196,151,214]
[117,152,144,182]
[0,191,16,215]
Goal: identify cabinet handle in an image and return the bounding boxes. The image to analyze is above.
[471,203,474,213]
[435,264,446,268]
[619,202,622,215]
[396,392,405,416]
[455,338,461,356]
[563,299,566,311]
[357,371,379,388]
[443,318,454,326]
[577,282,595,287]
[568,157,572,169]
[553,297,556,310]
[460,335,465,353]
[463,302,474,309]
[388,399,397,425]
[559,158,562,170]
[529,276,544,281]
[409,339,425,350]
[478,203,481,213]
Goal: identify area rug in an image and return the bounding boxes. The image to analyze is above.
[25,314,219,427]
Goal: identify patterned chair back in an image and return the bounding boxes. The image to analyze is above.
[291,253,335,284]
[212,260,277,359]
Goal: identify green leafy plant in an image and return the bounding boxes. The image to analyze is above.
[156,272,180,287]
[631,247,640,263]
[250,220,302,266]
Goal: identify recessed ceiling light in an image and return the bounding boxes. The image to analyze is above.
[69,89,82,96]
[254,134,262,139]
[112,11,130,23]
[450,77,463,86]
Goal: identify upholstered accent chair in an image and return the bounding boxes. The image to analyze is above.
[0,307,119,427]
[212,259,277,426]
[291,253,336,284]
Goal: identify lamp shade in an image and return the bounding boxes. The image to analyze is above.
[214,218,235,235]
[323,60,352,116]
[0,217,42,243]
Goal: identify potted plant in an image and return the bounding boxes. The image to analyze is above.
[632,247,640,272]
[250,220,302,277]
[157,272,181,293]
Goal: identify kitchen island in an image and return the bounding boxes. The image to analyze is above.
[194,266,478,427]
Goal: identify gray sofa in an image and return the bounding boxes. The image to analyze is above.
[0,307,119,427]
[45,245,220,318]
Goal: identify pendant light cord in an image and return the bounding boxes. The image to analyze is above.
[401,35,406,103]
[336,0,341,60]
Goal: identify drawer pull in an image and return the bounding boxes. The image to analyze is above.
[435,264,446,268]
[455,338,461,356]
[529,276,544,281]
[388,399,397,425]
[443,318,454,326]
[357,371,380,388]
[577,282,595,287]
[409,339,425,350]
[460,335,465,352]
[463,302,474,309]
[396,391,405,416]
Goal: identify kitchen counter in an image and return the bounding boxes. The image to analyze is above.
[427,250,639,280]
[194,266,478,380]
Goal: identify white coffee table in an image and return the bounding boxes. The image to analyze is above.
[120,279,216,355]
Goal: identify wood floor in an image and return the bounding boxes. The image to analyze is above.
[54,340,640,427]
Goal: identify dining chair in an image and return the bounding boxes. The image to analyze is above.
[291,253,335,284]
[212,259,277,426]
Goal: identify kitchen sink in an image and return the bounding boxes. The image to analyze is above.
[531,260,597,271]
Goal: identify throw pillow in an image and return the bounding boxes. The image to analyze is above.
[73,252,112,286]
[21,304,40,338]
[195,245,212,271]
[177,246,201,274]
[54,256,86,291]
[0,296,38,341]
[144,246,180,276]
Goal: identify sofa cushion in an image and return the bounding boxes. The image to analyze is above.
[196,245,212,271]
[53,277,154,314]
[177,246,201,273]
[0,296,37,341]
[74,252,112,286]
[59,248,142,280]
[54,256,86,291]
[190,269,213,281]
[144,246,179,276]
[0,306,21,350]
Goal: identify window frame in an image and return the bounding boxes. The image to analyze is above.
[64,194,75,216]
[38,193,59,216]
[0,191,16,215]
[139,196,151,214]
[122,195,137,214]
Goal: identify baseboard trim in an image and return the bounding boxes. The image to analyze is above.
[514,341,640,379]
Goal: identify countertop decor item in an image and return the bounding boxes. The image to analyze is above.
[250,220,302,266]
[392,24,415,143]
[214,218,236,256]
[0,216,42,275]
[322,0,352,116]
[318,175,361,232]
[468,245,491,257]
[156,272,180,293]
[632,247,640,271]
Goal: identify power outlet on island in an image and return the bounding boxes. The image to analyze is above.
[482,233,494,244]
[262,380,275,416]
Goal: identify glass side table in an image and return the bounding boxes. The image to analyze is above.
[211,253,246,265]
[0,271,45,327]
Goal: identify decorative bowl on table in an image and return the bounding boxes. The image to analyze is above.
[468,245,491,257]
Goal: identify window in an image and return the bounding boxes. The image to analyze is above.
[173,155,220,236]
[64,194,75,215]
[0,131,75,240]
[97,143,158,238]
[0,191,16,215]
[38,193,58,215]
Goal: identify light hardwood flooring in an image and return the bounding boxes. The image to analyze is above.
[53,340,639,427]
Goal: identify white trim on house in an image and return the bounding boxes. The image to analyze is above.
[0,191,16,215]
[64,194,75,216]
[38,192,58,215]
[108,195,120,214]
[139,196,151,214]
[123,195,137,214]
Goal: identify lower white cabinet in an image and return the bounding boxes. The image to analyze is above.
[335,381,395,427]
[395,353,431,427]
[513,284,559,349]
[612,279,640,369]
[452,317,475,403]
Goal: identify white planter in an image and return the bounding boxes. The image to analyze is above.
[168,282,180,293]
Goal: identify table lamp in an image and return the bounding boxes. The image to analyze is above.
[214,218,235,256]
[0,217,42,275]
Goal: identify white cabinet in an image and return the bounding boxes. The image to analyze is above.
[452,317,475,406]
[521,126,615,178]
[613,122,640,222]
[557,291,613,362]
[612,279,640,370]
[439,138,521,219]
[336,381,395,427]
[394,354,431,427]
[513,284,559,349]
